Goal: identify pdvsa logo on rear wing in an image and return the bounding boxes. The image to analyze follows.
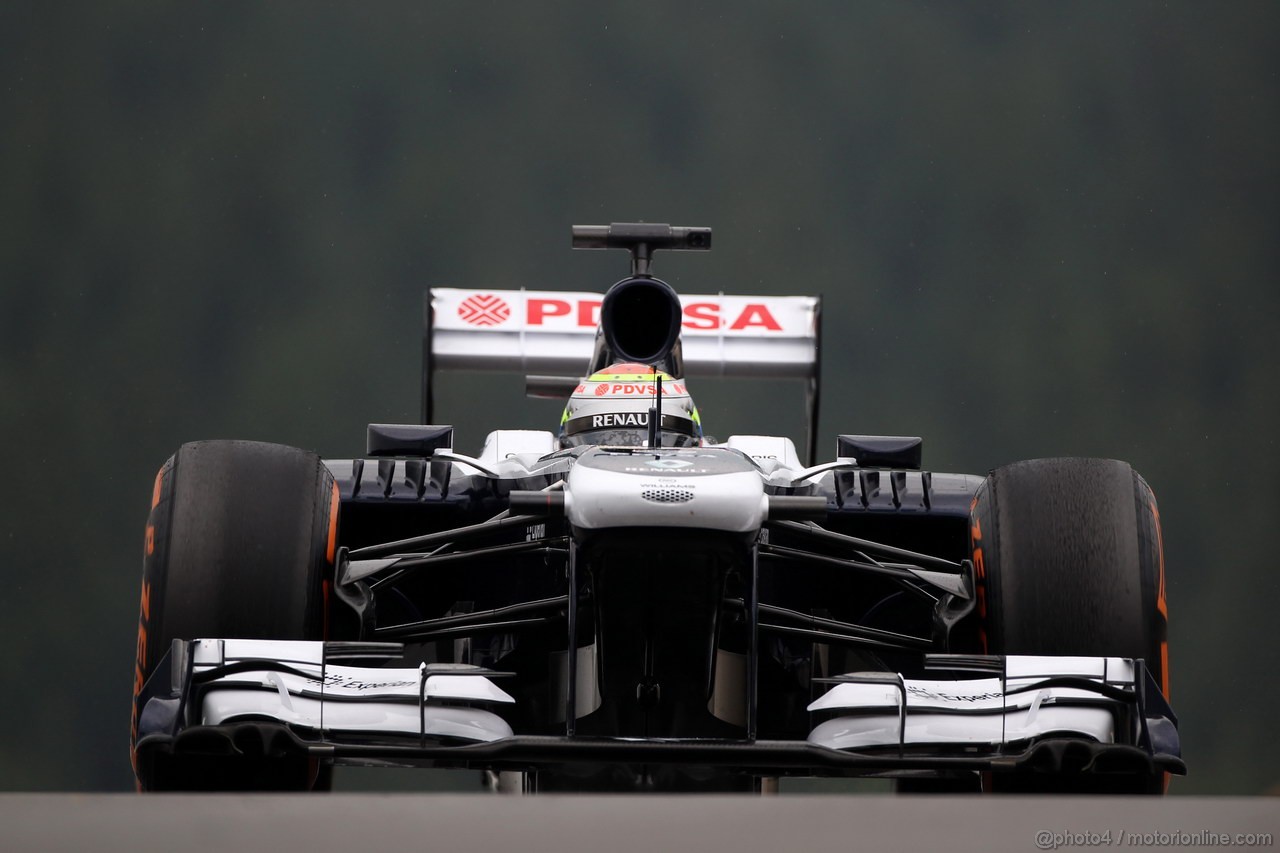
[429,288,820,379]
[440,290,807,336]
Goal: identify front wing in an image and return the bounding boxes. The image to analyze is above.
[133,639,1184,780]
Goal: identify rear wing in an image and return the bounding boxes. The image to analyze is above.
[423,288,823,463]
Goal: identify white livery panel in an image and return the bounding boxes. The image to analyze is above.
[430,288,819,379]
[564,447,767,532]
[806,656,1136,752]
[190,640,514,743]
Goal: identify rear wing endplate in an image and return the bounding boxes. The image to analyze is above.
[423,288,823,463]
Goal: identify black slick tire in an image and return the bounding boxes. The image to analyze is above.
[130,440,339,791]
[970,457,1169,794]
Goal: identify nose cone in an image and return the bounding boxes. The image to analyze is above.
[565,448,766,533]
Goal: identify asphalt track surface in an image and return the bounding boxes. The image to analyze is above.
[3,794,1275,853]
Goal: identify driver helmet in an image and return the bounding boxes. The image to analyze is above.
[559,362,702,448]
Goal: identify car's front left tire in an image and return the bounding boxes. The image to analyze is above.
[970,457,1169,794]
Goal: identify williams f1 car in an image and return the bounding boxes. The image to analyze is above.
[130,223,1181,793]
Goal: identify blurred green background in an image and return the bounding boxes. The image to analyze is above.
[1,1,1275,793]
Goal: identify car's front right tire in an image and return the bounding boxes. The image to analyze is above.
[131,440,339,791]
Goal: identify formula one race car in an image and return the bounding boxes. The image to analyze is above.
[130,223,1182,794]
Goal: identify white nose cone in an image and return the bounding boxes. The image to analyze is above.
[565,448,766,533]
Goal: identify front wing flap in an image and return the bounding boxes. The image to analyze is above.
[133,640,1184,779]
